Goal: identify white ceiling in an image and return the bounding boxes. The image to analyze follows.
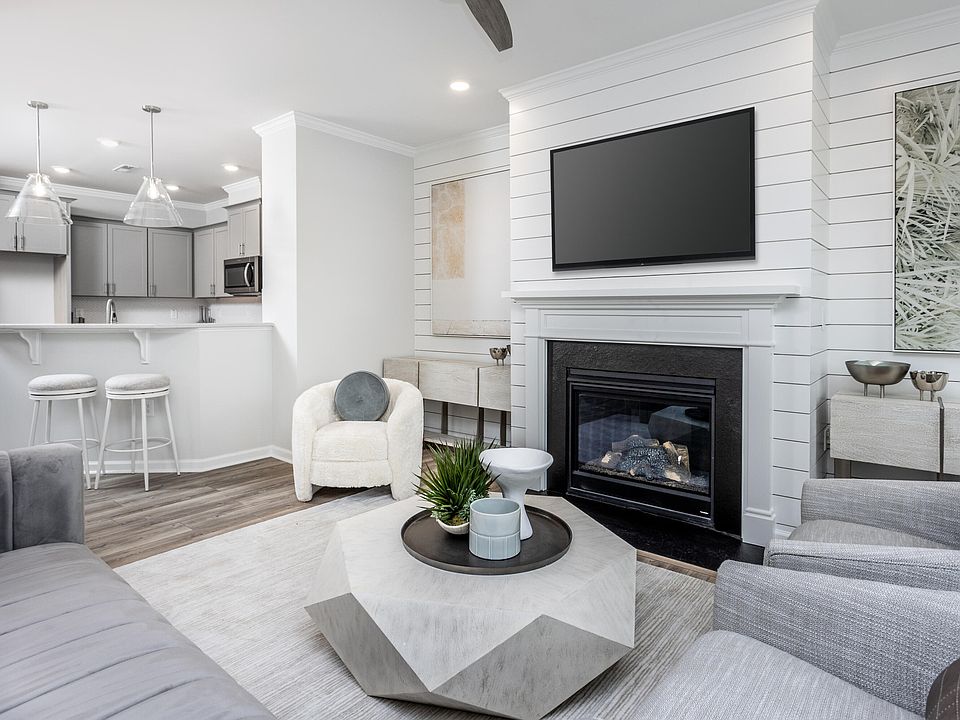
[0,0,953,203]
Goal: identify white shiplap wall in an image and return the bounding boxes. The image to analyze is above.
[502,2,826,534]
[413,127,512,442]
[826,8,960,480]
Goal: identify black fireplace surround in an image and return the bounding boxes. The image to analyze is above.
[547,341,743,536]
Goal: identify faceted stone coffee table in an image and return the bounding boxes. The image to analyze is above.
[305,495,636,720]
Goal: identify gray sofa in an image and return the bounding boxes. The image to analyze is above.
[634,560,960,719]
[0,444,274,719]
[766,478,960,590]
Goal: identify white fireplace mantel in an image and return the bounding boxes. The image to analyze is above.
[506,284,800,545]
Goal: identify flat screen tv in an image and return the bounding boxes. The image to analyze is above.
[550,108,755,270]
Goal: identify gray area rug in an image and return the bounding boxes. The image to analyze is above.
[117,489,713,719]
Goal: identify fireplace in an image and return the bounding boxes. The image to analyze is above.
[548,341,743,536]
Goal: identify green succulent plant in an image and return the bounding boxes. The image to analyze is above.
[415,438,497,526]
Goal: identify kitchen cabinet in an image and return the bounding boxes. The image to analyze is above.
[147,228,192,297]
[193,223,229,298]
[71,221,108,296]
[0,192,69,255]
[71,220,147,297]
[226,200,260,257]
[109,225,148,297]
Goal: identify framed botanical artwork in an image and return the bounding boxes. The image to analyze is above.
[430,170,510,338]
[894,80,960,351]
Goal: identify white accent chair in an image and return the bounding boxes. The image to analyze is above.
[292,378,424,502]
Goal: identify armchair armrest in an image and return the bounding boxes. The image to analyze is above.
[801,479,960,547]
[0,444,84,552]
[292,381,339,501]
[714,560,960,715]
[384,379,424,500]
[766,538,960,590]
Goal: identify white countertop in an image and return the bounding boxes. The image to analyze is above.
[0,322,272,331]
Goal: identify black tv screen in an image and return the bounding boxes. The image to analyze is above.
[550,108,755,270]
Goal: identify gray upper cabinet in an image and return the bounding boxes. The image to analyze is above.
[148,228,192,297]
[0,193,69,255]
[226,201,261,257]
[193,227,216,298]
[72,220,146,297]
[108,225,148,297]
[71,221,109,296]
[193,223,229,298]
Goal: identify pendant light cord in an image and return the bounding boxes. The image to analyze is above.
[34,103,41,175]
[149,110,156,178]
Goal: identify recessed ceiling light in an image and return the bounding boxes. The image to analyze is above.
[222,163,239,172]
[97,137,119,148]
[449,80,470,92]
[165,184,180,192]
[51,165,71,174]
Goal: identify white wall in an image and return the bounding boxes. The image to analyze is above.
[825,7,960,479]
[501,4,828,535]
[412,127,511,442]
[259,114,415,453]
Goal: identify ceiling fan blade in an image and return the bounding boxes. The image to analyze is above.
[464,0,513,52]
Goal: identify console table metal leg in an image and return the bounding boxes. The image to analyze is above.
[476,407,485,441]
[440,402,449,436]
[499,411,508,447]
[834,458,852,478]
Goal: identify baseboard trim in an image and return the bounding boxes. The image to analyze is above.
[92,446,279,475]
[270,445,292,463]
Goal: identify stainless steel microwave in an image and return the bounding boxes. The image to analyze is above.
[224,256,262,296]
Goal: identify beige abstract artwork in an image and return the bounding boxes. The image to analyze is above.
[431,180,465,280]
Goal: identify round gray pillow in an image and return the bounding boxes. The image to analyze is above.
[334,371,390,421]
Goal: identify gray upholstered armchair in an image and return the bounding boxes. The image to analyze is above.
[635,561,960,719]
[765,479,960,590]
[1,443,84,552]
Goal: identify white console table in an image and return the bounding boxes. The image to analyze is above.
[831,393,959,478]
[383,356,510,445]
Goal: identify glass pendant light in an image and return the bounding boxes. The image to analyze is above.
[6,101,72,226]
[124,105,182,227]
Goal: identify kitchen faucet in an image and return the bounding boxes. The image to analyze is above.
[105,298,118,324]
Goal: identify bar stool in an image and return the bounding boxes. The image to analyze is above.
[27,373,100,489]
[95,373,180,492]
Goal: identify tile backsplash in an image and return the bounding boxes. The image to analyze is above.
[72,296,262,324]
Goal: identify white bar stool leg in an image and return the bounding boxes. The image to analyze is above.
[130,403,137,474]
[28,400,40,446]
[141,398,150,492]
[44,400,52,443]
[164,395,181,475]
[88,398,100,448]
[77,398,90,490]
[95,398,113,490]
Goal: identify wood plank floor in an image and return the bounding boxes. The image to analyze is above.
[85,458,359,568]
[86,449,714,581]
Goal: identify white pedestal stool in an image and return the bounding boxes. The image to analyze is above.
[27,373,100,489]
[95,373,180,492]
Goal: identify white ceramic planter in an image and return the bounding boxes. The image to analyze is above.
[469,497,521,560]
[436,518,470,535]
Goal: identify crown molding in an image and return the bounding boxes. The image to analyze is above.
[500,0,818,105]
[252,111,415,157]
[0,175,218,212]
[414,124,509,157]
[221,176,261,205]
[831,5,960,67]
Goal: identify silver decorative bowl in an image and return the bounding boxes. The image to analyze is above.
[845,360,910,397]
[910,370,949,401]
[489,347,508,365]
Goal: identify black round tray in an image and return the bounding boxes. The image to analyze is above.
[400,506,572,575]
